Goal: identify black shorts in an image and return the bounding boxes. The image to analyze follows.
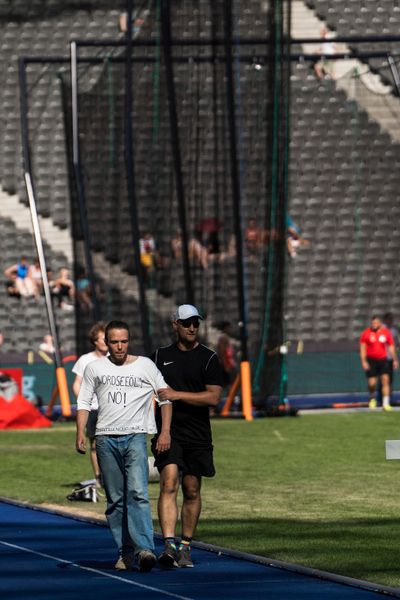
[86,410,98,439]
[151,437,215,478]
[366,359,391,378]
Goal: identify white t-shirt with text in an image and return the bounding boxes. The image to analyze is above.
[77,355,168,435]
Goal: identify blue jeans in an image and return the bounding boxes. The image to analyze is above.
[96,433,154,557]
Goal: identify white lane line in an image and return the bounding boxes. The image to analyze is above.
[0,541,193,600]
[273,430,285,441]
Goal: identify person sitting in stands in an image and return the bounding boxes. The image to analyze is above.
[171,232,183,261]
[139,232,159,285]
[5,276,20,298]
[216,321,238,390]
[39,334,55,355]
[189,231,209,269]
[29,258,43,297]
[245,218,262,259]
[287,216,310,258]
[76,271,93,312]
[4,256,37,298]
[54,268,75,311]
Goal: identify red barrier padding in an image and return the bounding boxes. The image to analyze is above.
[0,394,52,429]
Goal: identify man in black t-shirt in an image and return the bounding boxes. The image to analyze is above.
[152,304,223,568]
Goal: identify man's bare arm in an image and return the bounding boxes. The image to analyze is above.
[72,374,83,398]
[158,384,222,407]
[360,343,369,370]
[76,409,89,454]
[156,402,172,452]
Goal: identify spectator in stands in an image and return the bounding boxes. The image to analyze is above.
[54,267,75,311]
[245,218,262,259]
[0,332,3,350]
[287,215,310,258]
[189,231,209,269]
[171,231,183,261]
[314,26,337,80]
[72,322,108,488]
[360,315,398,411]
[139,232,158,285]
[4,256,37,298]
[118,11,146,36]
[216,321,239,390]
[39,335,55,355]
[76,270,93,312]
[219,234,236,262]
[172,227,237,266]
[29,258,43,297]
[258,226,280,248]
[46,267,60,302]
[5,276,20,298]
[195,219,222,263]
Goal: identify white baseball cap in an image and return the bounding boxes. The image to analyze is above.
[174,304,203,321]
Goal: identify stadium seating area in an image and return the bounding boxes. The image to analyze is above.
[0,0,400,362]
[287,60,400,342]
[305,0,400,86]
[0,216,75,354]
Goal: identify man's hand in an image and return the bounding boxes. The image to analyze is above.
[361,360,369,371]
[158,386,178,401]
[156,430,171,453]
[76,434,86,454]
[394,359,399,370]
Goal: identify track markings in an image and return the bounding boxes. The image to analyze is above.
[0,540,194,600]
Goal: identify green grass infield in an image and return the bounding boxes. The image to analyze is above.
[1,412,400,587]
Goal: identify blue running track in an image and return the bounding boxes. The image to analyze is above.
[0,500,397,600]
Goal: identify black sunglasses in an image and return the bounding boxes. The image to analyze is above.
[178,318,201,328]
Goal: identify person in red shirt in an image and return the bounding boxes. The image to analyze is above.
[360,315,398,410]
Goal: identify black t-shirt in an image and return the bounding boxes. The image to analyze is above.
[152,343,224,446]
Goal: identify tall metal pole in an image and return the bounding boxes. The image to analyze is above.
[388,54,400,95]
[223,1,252,420]
[124,0,152,354]
[160,0,194,304]
[279,0,292,405]
[222,2,249,362]
[19,58,71,416]
[70,41,101,322]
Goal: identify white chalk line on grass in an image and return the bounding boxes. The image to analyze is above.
[272,430,285,441]
[0,540,194,600]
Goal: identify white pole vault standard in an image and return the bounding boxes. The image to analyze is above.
[0,541,194,600]
[24,172,71,416]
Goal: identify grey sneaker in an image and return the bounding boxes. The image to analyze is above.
[137,550,157,572]
[178,545,193,568]
[115,553,135,570]
[158,542,179,568]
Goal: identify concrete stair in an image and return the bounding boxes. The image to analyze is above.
[0,185,73,264]
[292,1,400,142]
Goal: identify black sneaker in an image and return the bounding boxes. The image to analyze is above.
[178,545,193,568]
[137,550,157,572]
[158,542,179,568]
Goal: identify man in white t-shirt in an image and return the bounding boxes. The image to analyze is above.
[72,322,108,487]
[76,320,172,573]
